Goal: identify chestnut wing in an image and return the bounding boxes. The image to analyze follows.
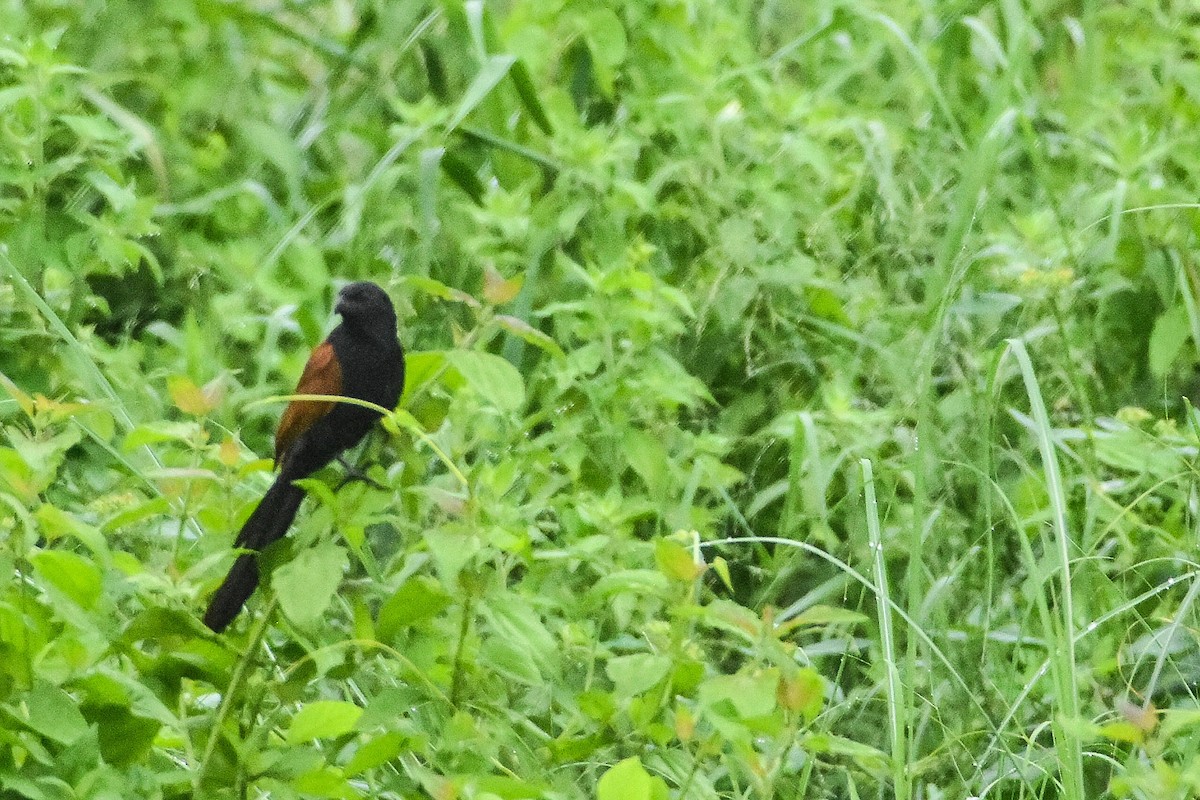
[273,341,342,466]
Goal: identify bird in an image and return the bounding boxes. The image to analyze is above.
[203,281,405,633]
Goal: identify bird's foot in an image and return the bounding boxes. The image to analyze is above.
[336,456,388,491]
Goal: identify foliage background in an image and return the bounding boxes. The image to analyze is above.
[1,1,1199,798]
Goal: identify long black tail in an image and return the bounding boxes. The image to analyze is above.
[203,476,306,632]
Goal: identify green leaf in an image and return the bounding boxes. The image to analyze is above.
[87,705,161,766]
[711,557,734,592]
[440,149,485,205]
[785,605,869,628]
[606,654,672,697]
[597,757,652,800]
[423,528,480,584]
[286,701,364,745]
[292,765,362,799]
[483,267,524,305]
[623,429,670,495]
[474,774,551,799]
[805,285,853,326]
[495,315,565,358]
[35,505,110,560]
[803,733,889,774]
[481,593,559,684]
[357,687,421,732]
[777,668,825,721]
[102,496,171,533]
[583,9,627,68]
[480,636,542,685]
[592,569,671,598]
[1149,304,1190,377]
[167,374,215,415]
[699,668,779,718]
[1161,708,1200,740]
[446,351,526,411]
[240,119,302,202]
[509,58,553,135]
[274,542,347,628]
[29,549,103,609]
[343,731,408,776]
[1098,720,1144,743]
[447,54,517,132]
[14,682,89,744]
[403,276,480,307]
[654,539,701,581]
[401,351,449,399]
[376,576,453,641]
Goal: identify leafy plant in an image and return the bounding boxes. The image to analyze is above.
[2,0,1200,798]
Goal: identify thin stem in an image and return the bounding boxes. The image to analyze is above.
[196,595,278,791]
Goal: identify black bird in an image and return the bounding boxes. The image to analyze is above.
[203,281,405,632]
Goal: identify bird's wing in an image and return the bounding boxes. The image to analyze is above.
[274,340,342,465]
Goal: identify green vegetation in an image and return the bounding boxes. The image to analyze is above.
[1,1,1198,798]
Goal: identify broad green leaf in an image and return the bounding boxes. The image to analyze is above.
[606,654,671,697]
[446,351,525,411]
[403,276,480,307]
[592,569,671,598]
[89,705,161,766]
[344,731,408,777]
[86,169,137,213]
[805,285,853,326]
[376,576,452,641]
[274,542,347,628]
[777,668,825,721]
[292,765,363,799]
[1098,720,1144,744]
[1149,304,1190,377]
[1161,708,1200,740]
[401,351,449,398]
[286,701,363,745]
[654,539,700,581]
[1092,425,1183,480]
[423,528,480,584]
[357,687,423,732]
[15,682,89,744]
[29,549,102,609]
[699,668,779,719]
[474,774,551,799]
[623,429,670,495]
[481,636,542,685]
[584,9,627,68]
[36,505,109,560]
[240,119,302,203]
[582,9,626,95]
[482,593,559,684]
[597,757,668,800]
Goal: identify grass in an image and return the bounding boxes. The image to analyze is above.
[0,0,1199,798]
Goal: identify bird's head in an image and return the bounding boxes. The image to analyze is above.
[335,281,398,340]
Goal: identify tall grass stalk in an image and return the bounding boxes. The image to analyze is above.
[862,458,909,800]
[1007,338,1084,800]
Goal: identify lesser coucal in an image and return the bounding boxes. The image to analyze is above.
[203,281,405,632]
